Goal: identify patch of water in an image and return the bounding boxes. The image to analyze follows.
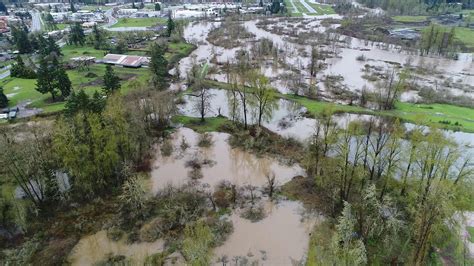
[67,230,164,265]
[213,200,319,264]
[150,128,305,193]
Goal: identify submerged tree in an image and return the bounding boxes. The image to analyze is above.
[189,63,213,122]
[248,71,276,127]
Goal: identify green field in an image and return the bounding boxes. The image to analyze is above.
[62,45,109,60]
[80,5,112,11]
[1,64,149,113]
[454,27,474,49]
[1,40,194,115]
[283,0,303,17]
[111,17,166,28]
[392,16,429,23]
[307,2,335,15]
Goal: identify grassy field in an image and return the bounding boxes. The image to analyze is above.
[306,2,335,15]
[283,0,303,17]
[454,27,474,49]
[111,17,166,28]
[2,39,194,115]
[1,64,149,113]
[62,45,108,60]
[392,16,429,23]
[80,5,112,11]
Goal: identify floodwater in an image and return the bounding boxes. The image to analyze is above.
[178,88,377,141]
[177,18,473,103]
[67,230,164,265]
[150,127,305,192]
[213,200,319,264]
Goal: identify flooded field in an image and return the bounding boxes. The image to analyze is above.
[68,231,164,265]
[175,18,474,104]
[213,200,318,264]
[150,127,304,192]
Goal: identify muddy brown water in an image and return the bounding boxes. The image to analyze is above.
[68,230,165,265]
[150,127,305,191]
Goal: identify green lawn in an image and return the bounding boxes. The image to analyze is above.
[306,1,335,15]
[111,17,166,28]
[283,0,304,16]
[56,23,70,30]
[454,27,474,49]
[62,45,108,60]
[392,16,429,23]
[80,5,112,11]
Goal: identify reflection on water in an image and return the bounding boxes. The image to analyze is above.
[150,128,305,193]
[213,200,319,264]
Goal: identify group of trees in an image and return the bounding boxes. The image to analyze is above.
[419,24,457,56]
[69,22,86,46]
[10,55,36,79]
[303,111,473,264]
[36,56,71,101]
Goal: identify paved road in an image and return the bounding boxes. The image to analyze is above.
[30,10,43,32]
[298,0,317,13]
[102,7,118,29]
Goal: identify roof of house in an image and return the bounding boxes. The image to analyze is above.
[103,54,150,67]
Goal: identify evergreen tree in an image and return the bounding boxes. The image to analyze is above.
[155,3,161,11]
[69,22,85,46]
[70,1,76,12]
[35,57,57,101]
[44,13,57,31]
[103,65,121,94]
[92,24,105,50]
[47,36,62,57]
[148,43,168,89]
[0,2,8,15]
[52,57,72,99]
[0,87,8,108]
[10,55,36,79]
[11,25,32,54]
[166,11,175,37]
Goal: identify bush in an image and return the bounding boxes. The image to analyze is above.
[160,140,173,157]
[240,204,266,222]
[197,133,213,147]
[106,227,124,241]
[139,217,164,242]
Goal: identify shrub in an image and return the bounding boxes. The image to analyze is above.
[160,140,173,157]
[106,227,124,241]
[197,133,213,147]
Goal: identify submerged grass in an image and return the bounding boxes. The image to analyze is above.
[172,116,231,133]
[204,79,474,133]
